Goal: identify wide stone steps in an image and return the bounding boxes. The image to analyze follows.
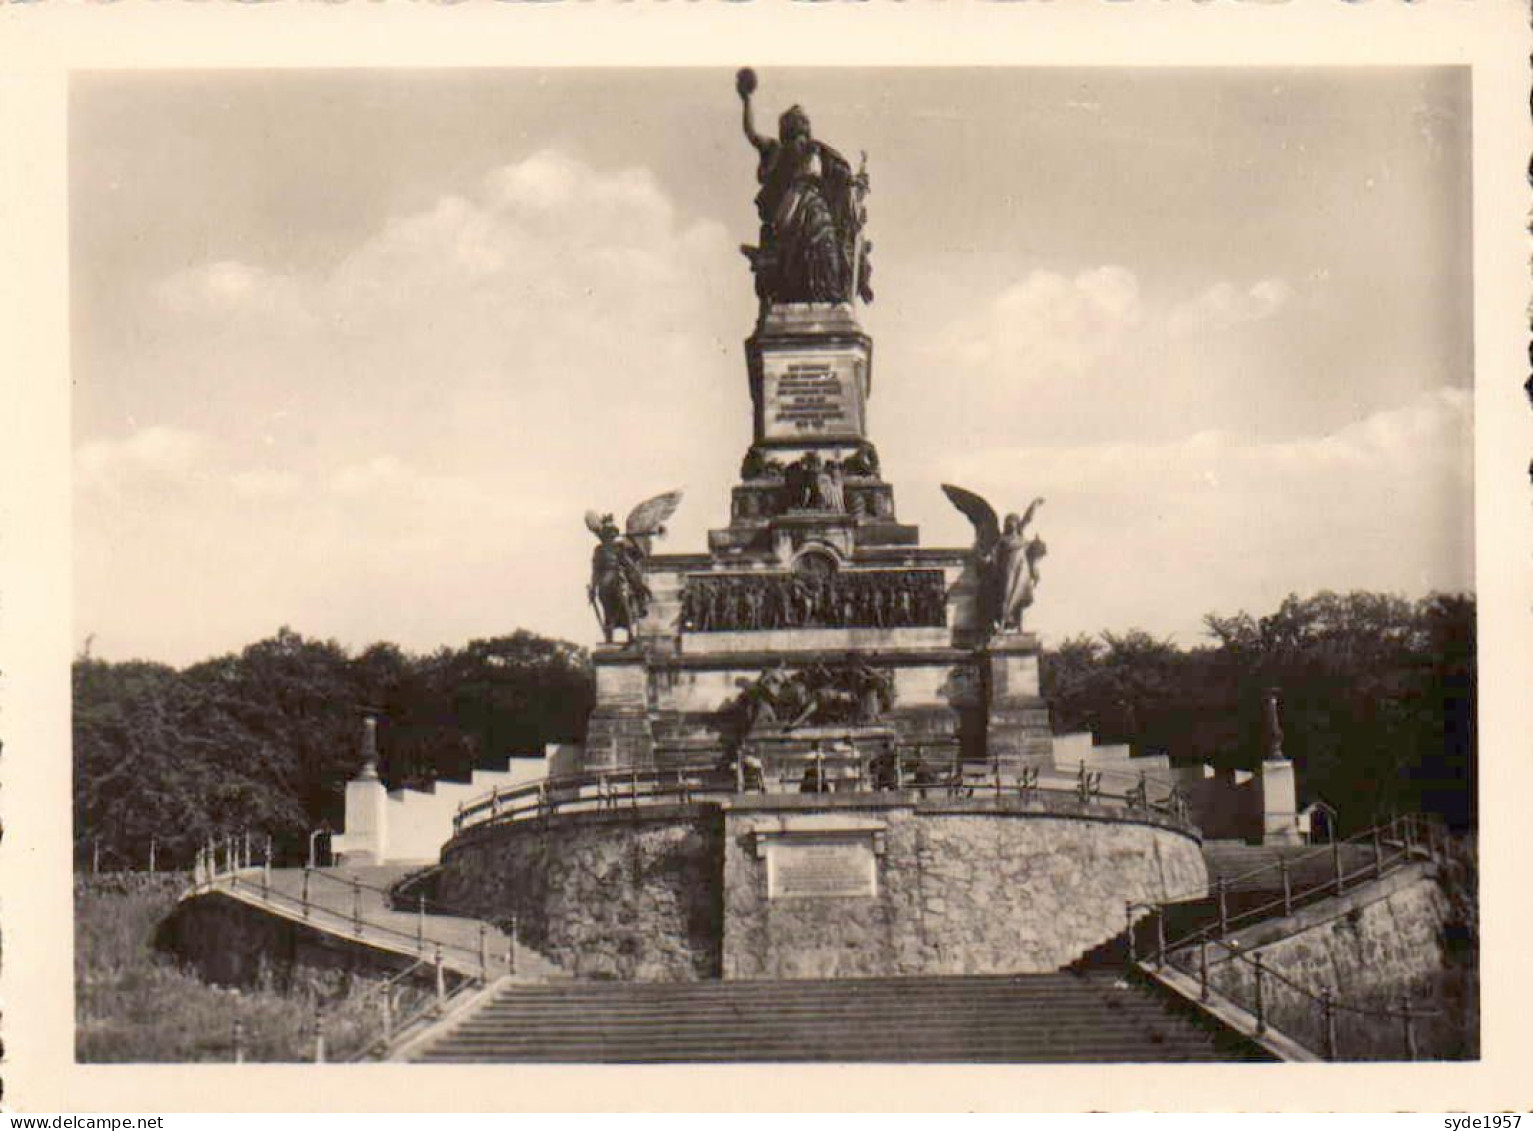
[408,973,1269,1063]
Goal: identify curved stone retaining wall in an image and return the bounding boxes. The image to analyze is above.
[439,805,725,982]
[437,798,1207,982]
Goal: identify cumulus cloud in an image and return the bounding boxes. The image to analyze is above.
[931,386,1472,642]
[158,260,310,323]
[946,266,1144,377]
[1168,278,1292,338]
[229,468,303,501]
[75,426,209,495]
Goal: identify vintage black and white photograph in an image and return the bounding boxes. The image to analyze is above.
[58,60,1484,1074]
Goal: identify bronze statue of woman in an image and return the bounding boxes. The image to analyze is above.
[737,68,865,304]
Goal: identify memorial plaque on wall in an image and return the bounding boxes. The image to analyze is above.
[767,835,877,899]
[761,352,867,441]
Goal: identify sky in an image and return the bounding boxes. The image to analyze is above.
[70,67,1474,666]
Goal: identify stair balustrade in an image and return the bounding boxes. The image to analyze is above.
[1124,812,1446,1061]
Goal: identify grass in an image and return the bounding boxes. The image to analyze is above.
[75,873,425,1063]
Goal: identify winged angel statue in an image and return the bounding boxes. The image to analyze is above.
[585,490,684,644]
[941,486,1047,636]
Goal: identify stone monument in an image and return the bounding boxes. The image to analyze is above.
[576,70,1055,785]
[431,75,1209,983]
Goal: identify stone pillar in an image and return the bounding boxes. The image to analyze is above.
[584,647,654,772]
[340,717,388,863]
[1260,689,1300,844]
[982,634,1054,771]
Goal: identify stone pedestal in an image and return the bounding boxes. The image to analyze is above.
[1260,758,1301,845]
[983,634,1054,769]
[585,648,654,770]
[339,770,388,864]
[747,303,872,452]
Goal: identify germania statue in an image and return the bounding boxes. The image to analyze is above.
[584,490,683,644]
[942,486,1047,635]
[736,67,874,307]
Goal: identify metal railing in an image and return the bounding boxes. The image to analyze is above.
[188,844,509,981]
[451,756,1195,836]
[1126,813,1446,1060]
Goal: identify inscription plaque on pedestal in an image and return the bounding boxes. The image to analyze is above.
[760,351,867,441]
[767,835,877,899]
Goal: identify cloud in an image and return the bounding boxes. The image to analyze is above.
[945,266,1144,377]
[1168,278,1292,338]
[229,468,302,501]
[158,260,310,323]
[75,426,209,495]
[930,386,1472,642]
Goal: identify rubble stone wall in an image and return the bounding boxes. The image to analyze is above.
[436,800,1207,982]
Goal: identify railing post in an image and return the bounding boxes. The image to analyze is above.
[313,1001,326,1065]
[631,769,639,811]
[261,858,269,899]
[1332,837,1344,895]
[735,753,744,794]
[1199,938,1209,1003]
[1372,826,1384,878]
[149,837,157,875]
[243,828,251,870]
[1155,905,1167,968]
[508,915,518,976]
[434,945,446,1009]
[1278,857,1292,916]
[1253,954,1266,1036]
[479,921,489,980]
[301,866,311,919]
[1125,903,1137,964]
[417,894,426,952]
[1402,996,1418,1061]
[352,876,362,935]
[1216,875,1229,937]
[1320,988,1337,1060]
[231,993,245,1064]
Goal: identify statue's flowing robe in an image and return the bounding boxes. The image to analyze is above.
[755,138,854,303]
[993,532,1035,630]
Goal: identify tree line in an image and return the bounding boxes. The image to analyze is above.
[72,628,593,870]
[73,589,1474,870]
[1042,591,1476,834]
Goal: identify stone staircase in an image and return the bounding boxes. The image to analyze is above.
[402,972,1273,1063]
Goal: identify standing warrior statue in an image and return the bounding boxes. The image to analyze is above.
[736,67,874,307]
[585,490,683,644]
[941,485,1047,635]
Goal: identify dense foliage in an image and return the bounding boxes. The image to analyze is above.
[75,873,397,1062]
[73,628,592,869]
[1042,591,1476,834]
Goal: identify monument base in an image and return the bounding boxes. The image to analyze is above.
[983,634,1055,770]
